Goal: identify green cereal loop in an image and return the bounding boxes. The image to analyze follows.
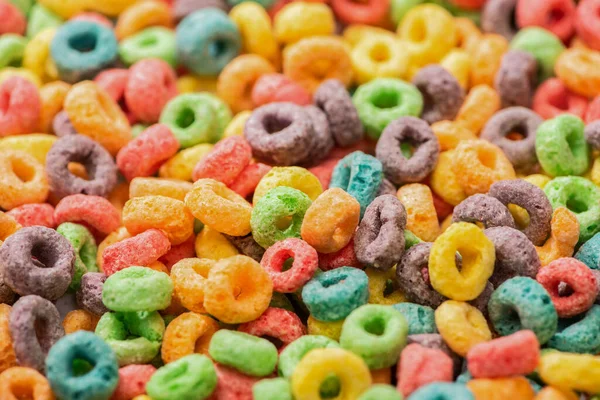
[95,311,164,365]
[208,330,278,377]
[56,222,98,291]
[353,78,423,139]
[102,266,173,312]
[547,305,600,354]
[359,384,403,400]
[194,92,232,143]
[8,0,33,15]
[147,354,217,400]
[0,34,27,68]
[160,93,217,149]
[392,302,437,334]
[404,229,422,249]
[118,27,177,67]
[511,27,565,82]
[535,114,590,177]
[278,335,340,378]
[26,4,63,38]
[250,186,312,248]
[544,176,600,243]
[390,0,424,26]
[253,378,293,400]
[339,304,408,369]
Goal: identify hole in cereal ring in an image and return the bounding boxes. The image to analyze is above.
[548,7,565,24]
[69,32,98,53]
[369,42,391,63]
[275,215,293,231]
[364,316,386,336]
[476,147,497,169]
[372,89,400,109]
[72,359,95,377]
[557,282,574,297]
[282,257,294,272]
[176,107,196,129]
[506,124,527,141]
[320,375,341,399]
[566,196,588,214]
[400,142,415,159]
[383,279,396,297]
[322,274,346,289]
[408,17,427,43]
[140,35,158,47]
[264,114,292,134]
[11,158,35,182]
[68,162,90,181]
[209,39,228,58]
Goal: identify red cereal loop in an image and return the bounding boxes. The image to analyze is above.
[0,2,26,35]
[229,163,272,199]
[192,136,253,185]
[211,364,264,400]
[448,0,486,10]
[251,74,312,107]
[516,0,576,42]
[431,190,454,221]
[536,257,599,318]
[308,158,339,190]
[331,0,390,25]
[116,124,179,182]
[111,364,156,400]
[70,12,114,28]
[585,96,600,123]
[125,59,178,123]
[238,307,306,351]
[260,238,319,293]
[0,77,41,136]
[54,194,121,236]
[318,238,363,271]
[94,68,136,124]
[467,330,540,379]
[6,204,55,228]
[102,229,172,276]
[532,78,588,120]
[158,235,196,270]
[575,0,600,51]
[396,343,454,398]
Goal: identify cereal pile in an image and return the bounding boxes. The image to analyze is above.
[1,0,600,398]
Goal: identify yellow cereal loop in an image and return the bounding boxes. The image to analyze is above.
[396,183,440,242]
[37,0,85,18]
[253,167,323,204]
[351,35,410,84]
[0,150,49,210]
[84,0,139,17]
[307,316,344,341]
[429,222,495,301]
[524,174,551,189]
[223,111,251,138]
[455,84,501,135]
[176,75,218,94]
[195,226,239,260]
[538,352,600,394]
[431,120,477,152]
[0,212,21,244]
[115,1,173,40]
[440,49,471,89]
[366,267,407,305]
[343,24,396,48]
[38,81,71,133]
[0,134,57,164]
[0,67,42,88]
[431,150,468,207]
[230,2,279,65]
[435,300,492,356]
[291,348,372,400]
[129,177,193,202]
[158,144,213,181]
[23,28,58,84]
[274,2,335,45]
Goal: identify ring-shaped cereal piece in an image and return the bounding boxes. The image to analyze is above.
[101,229,171,276]
[302,105,335,166]
[251,74,312,107]
[455,84,501,135]
[547,305,600,354]
[46,134,118,199]
[375,117,440,185]
[396,243,445,308]
[429,222,495,301]
[173,0,229,22]
[434,300,492,357]
[23,28,59,84]
[119,27,177,68]
[555,48,600,98]
[238,307,306,350]
[45,331,119,400]
[260,238,318,293]
[452,194,515,229]
[54,194,121,237]
[273,2,335,46]
[161,312,219,363]
[412,65,465,124]
[532,78,588,120]
[102,267,173,312]
[494,50,537,109]
[203,255,273,324]
[331,0,388,25]
[397,183,441,243]
[467,34,509,88]
[76,272,108,316]
[253,167,323,205]
[482,0,518,40]
[291,348,371,400]
[350,35,409,85]
[9,295,65,372]
[229,2,278,65]
[0,367,54,400]
[171,258,214,313]
[115,0,173,40]
[0,304,17,373]
[283,36,353,94]
[538,351,600,394]
[516,0,575,42]
[0,150,49,210]
[0,76,41,136]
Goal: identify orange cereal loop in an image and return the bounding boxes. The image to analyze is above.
[536,207,580,267]
[371,368,392,385]
[129,178,193,202]
[0,367,54,400]
[115,1,173,40]
[185,179,252,237]
[555,48,600,98]
[97,227,132,271]
[467,34,508,88]
[0,305,17,373]
[38,81,70,133]
[161,312,219,363]
[217,54,276,113]
[455,84,501,134]
[455,17,481,50]
[108,181,130,212]
[431,120,477,151]
[171,258,214,313]
[283,36,353,94]
[203,255,273,324]
[122,196,195,245]
[62,309,100,334]
[0,150,49,210]
[397,184,440,242]
[467,377,535,400]
[451,139,516,196]
[431,150,468,206]
[64,81,131,156]
[535,387,579,400]
[0,212,20,243]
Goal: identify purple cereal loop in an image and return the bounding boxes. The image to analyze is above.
[173,0,229,22]
[481,107,543,171]
[45,134,118,199]
[396,242,446,308]
[488,179,553,246]
[376,179,397,197]
[76,272,108,316]
[244,102,315,166]
[494,50,538,108]
[52,110,78,137]
[484,226,541,287]
[452,194,516,229]
[585,120,600,150]
[482,0,518,40]
[468,281,494,315]
[313,79,364,147]
[301,105,335,166]
[9,295,65,372]
[412,65,465,124]
[354,195,407,271]
[0,226,75,301]
[375,116,440,185]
